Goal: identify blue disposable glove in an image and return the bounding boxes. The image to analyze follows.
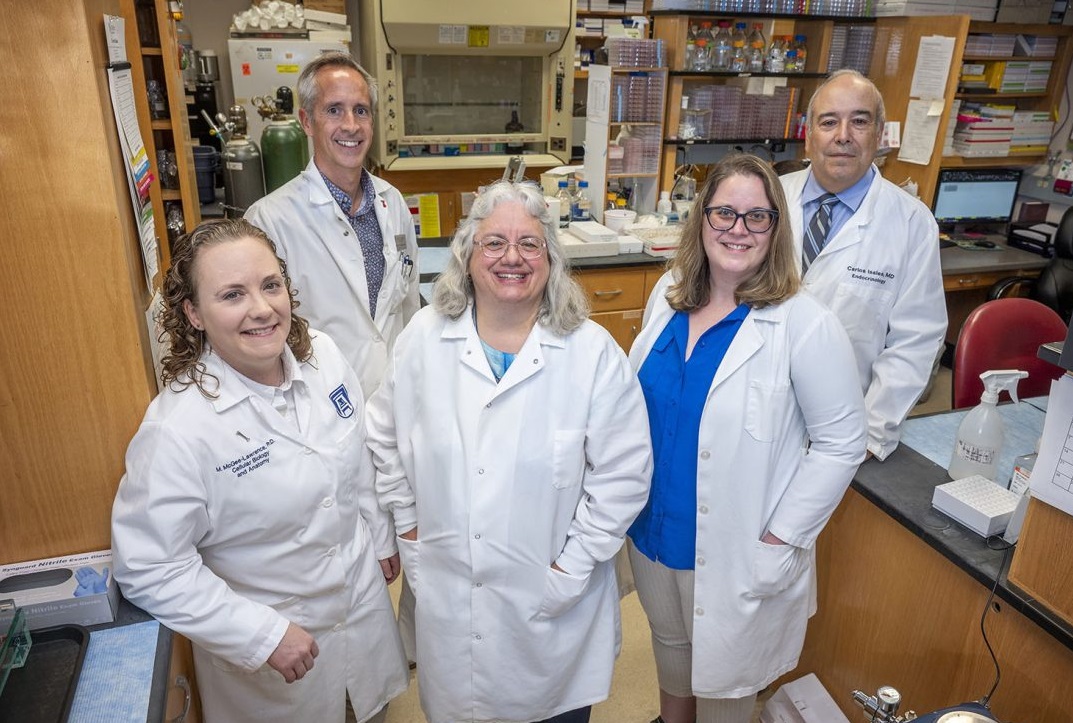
[73,566,110,596]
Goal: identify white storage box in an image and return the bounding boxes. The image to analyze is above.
[567,220,618,244]
[760,673,850,723]
[0,550,119,630]
[559,229,619,259]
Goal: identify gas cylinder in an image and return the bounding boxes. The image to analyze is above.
[276,86,309,166]
[261,120,305,193]
[222,136,265,218]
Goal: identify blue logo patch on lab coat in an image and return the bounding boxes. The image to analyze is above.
[330,384,354,418]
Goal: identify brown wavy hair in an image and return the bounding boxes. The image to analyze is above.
[666,153,800,311]
[159,218,312,396]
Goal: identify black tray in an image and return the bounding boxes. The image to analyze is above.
[0,624,89,723]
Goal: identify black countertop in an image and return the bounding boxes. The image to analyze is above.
[854,444,1073,652]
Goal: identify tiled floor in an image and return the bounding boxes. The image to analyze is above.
[385,367,954,723]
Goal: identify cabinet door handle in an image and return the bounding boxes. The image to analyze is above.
[593,289,624,298]
[957,276,980,286]
[168,674,192,723]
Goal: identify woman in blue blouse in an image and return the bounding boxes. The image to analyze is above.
[627,154,867,723]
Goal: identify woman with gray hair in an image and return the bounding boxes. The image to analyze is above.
[366,180,653,723]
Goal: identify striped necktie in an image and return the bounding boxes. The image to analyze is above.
[803,193,838,270]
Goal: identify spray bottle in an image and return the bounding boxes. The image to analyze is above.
[948,370,1028,481]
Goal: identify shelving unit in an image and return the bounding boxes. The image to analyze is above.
[871,17,1073,206]
[652,11,877,190]
[573,4,651,160]
[584,63,668,220]
[123,0,201,269]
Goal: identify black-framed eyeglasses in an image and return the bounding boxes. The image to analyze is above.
[474,236,547,259]
[704,206,779,234]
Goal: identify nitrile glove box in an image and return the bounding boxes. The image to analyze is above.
[0,550,118,630]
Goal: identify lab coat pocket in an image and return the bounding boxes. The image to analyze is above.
[533,565,590,620]
[744,381,790,442]
[551,429,587,489]
[830,282,894,350]
[396,535,419,596]
[747,541,808,599]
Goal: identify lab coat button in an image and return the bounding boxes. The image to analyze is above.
[322,497,334,508]
[333,623,343,632]
[699,450,711,460]
[697,557,705,566]
[327,546,337,557]
[474,634,482,640]
[474,582,483,588]
[474,533,481,540]
[695,607,704,616]
[478,468,485,474]
[302,447,313,455]
[699,505,709,514]
[343,230,350,236]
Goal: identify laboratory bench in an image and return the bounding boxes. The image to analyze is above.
[940,239,1050,345]
[6,598,199,723]
[790,402,1073,723]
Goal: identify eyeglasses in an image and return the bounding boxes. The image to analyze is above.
[703,206,779,234]
[475,236,547,259]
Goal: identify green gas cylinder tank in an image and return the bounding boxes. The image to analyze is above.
[261,119,305,193]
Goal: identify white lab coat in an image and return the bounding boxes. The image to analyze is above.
[111,332,408,723]
[246,162,420,397]
[781,168,947,460]
[630,274,867,698]
[366,306,653,723]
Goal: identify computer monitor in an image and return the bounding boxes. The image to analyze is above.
[933,168,1022,233]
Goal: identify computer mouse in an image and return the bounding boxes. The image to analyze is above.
[973,240,997,249]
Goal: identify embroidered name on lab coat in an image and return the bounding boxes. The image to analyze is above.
[215,438,276,476]
[847,265,896,285]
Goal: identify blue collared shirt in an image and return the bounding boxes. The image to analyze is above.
[628,305,749,569]
[320,169,386,317]
[801,165,876,245]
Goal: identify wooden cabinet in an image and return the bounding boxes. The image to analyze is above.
[652,11,876,190]
[165,633,203,723]
[122,0,201,268]
[0,1,157,561]
[576,264,666,350]
[872,17,1073,207]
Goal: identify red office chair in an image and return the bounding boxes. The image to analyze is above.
[952,298,1067,409]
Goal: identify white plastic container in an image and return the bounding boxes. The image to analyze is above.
[656,191,673,215]
[948,369,1028,481]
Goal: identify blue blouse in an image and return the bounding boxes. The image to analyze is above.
[628,305,749,569]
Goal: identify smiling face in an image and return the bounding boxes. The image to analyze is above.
[467,200,550,318]
[805,73,882,194]
[702,173,774,290]
[299,66,372,190]
[182,237,292,385]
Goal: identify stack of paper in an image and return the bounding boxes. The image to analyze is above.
[304,9,350,43]
[1011,110,1054,153]
[953,103,1013,157]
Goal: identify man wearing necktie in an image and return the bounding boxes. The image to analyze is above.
[780,69,947,461]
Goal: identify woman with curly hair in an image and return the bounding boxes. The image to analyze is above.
[111,218,407,723]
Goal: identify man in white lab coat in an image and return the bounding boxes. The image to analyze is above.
[246,52,419,399]
[780,69,947,461]
[245,50,422,665]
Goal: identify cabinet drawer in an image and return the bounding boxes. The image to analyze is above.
[592,310,644,352]
[577,269,646,312]
[943,269,1033,292]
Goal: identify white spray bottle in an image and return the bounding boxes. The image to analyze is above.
[948,369,1028,481]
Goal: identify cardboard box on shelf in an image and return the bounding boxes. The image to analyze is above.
[0,550,118,630]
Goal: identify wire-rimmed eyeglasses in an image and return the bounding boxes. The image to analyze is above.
[474,236,547,259]
[703,206,779,234]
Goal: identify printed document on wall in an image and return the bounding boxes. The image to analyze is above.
[897,99,943,165]
[1028,374,1073,516]
[910,36,955,99]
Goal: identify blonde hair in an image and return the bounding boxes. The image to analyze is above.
[432,180,589,335]
[666,154,799,311]
[160,219,312,396]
